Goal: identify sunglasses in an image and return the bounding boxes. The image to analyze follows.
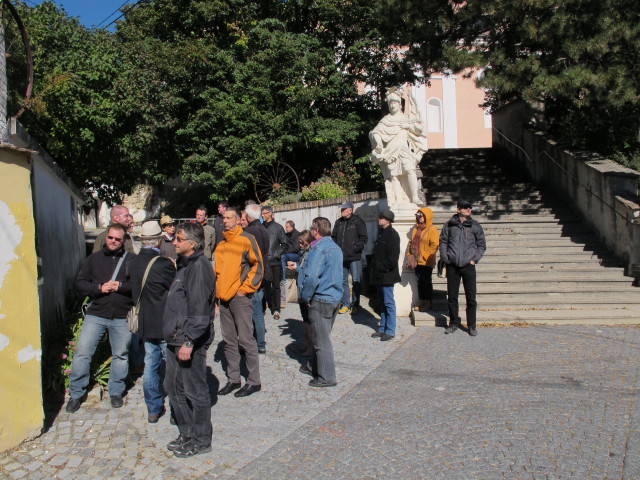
[107,236,123,242]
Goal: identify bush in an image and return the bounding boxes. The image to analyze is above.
[300,179,349,201]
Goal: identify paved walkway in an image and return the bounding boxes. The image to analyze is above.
[1,302,639,479]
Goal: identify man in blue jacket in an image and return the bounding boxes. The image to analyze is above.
[163,223,215,458]
[298,217,343,387]
[439,200,486,336]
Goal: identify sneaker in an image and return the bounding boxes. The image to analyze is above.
[173,441,212,458]
[371,332,383,338]
[338,306,350,314]
[299,364,314,377]
[167,435,190,452]
[110,395,124,408]
[469,327,478,337]
[65,397,82,414]
[273,311,281,320]
[309,378,337,388]
[444,325,458,334]
[350,305,359,315]
[380,333,395,341]
[148,406,166,424]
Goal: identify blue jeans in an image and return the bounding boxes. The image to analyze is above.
[143,339,167,415]
[376,285,397,336]
[341,260,362,307]
[252,288,266,350]
[69,315,131,399]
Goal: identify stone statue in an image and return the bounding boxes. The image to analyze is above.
[369,88,427,206]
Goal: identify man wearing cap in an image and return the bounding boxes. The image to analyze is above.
[370,209,401,341]
[332,201,368,315]
[159,215,178,260]
[439,200,486,336]
[129,221,177,423]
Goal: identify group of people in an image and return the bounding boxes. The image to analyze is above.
[64,197,485,458]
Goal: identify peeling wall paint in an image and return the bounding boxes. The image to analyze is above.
[0,150,43,451]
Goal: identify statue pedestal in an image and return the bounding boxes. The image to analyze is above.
[392,211,419,317]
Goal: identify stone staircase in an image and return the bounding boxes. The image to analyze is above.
[413,148,640,325]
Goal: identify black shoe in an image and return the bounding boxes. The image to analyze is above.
[234,384,261,397]
[371,332,383,338]
[148,406,166,424]
[167,435,190,452]
[110,395,124,408]
[380,333,394,341]
[65,397,82,414]
[258,348,266,354]
[299,364,313,377]
[309,378,337,388]
[469,327,478,336]
[173,441,212,458]
[444,325,458,334]
[218,382,241,395]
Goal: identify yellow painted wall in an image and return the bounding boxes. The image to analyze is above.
[0,152,43,452]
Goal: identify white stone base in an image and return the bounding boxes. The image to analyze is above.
[392,211,419,317]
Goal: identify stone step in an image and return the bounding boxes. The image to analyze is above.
[430,282,635,294]
[486,245,611,255]
[479,254,619,264]
[429,292,640,304]
[431,271,629,282]
[454,263,625,273]
[412,308,640,325]
[487,238,602,247]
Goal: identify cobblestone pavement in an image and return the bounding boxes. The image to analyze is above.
[2,309,640,480]
[0,299,415,479]
[237,324,640,480]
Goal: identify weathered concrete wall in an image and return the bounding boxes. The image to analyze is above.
[493,101,640,274]
[273,192,386,256]
[9,120,87,342]
[0,148,43,452]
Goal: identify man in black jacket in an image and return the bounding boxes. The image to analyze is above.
[439,199,486,337]
[261,205,288,320]
[66,224,134,414]
[370,209,401,341]
[163,223,215,458]
[332,201,368,315]
[129,221,176,423]
[244,204,270,353]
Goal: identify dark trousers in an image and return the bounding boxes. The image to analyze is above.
[164,345,212,447]
[446,263,477,329]
[415,265,434,301]
[264,264,283,313]
[307,300,339,384]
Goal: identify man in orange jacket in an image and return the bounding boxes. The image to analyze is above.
[409,206,440,311]
[214,206,264,398]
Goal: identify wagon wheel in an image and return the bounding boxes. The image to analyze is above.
[254,161,300,203]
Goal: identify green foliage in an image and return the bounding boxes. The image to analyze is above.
[324,147,360,195]
[386,0,640,165]
[300,179,349,201]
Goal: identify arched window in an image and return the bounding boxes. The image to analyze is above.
[427,98,443,132]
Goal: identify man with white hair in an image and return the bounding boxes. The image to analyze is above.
[93,205,135,253]
[129,221,177,423]
[244,203,270,354]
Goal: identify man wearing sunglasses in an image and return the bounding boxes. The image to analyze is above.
[66,223,135,414]
[439,200,486,336]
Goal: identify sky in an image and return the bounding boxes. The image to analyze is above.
[29,0,131,30]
